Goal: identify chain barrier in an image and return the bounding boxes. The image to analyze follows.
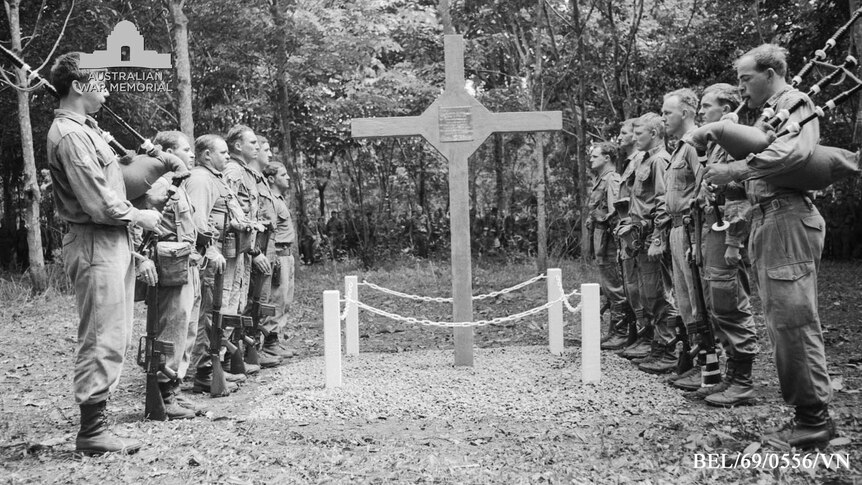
[556,278,582,314]
[343,285,580,328]
[358,273,547,303]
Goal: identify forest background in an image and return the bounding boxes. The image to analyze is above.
[1,0,861,291]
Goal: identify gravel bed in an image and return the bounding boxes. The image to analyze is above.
[247,346,687,423]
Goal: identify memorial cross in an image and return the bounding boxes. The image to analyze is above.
[351,35,561,366]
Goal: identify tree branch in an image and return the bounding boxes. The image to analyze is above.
[34,0,75,73]
[22,0,47,51]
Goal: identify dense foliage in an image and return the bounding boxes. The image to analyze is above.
[1,0,860,269]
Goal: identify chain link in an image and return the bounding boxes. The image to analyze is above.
[358,273,547,303]
[555,278,582,314]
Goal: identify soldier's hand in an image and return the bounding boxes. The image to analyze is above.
[137,259,158,286]
[702,164,735,186]
[211,253,227,274]
[724,245,742,266]
[136,209,162,231]
[253,253,271,274]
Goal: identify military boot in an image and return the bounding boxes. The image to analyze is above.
[762,406,836,449]
[76,401,142,456]
[620,321,653,360]
[632,340,662,365]
[263,333,296,358]
[639,342,678,374]
[159,382,195,420]
[669,366,702,390]
[705,356,756,407]
[685,365,731,400]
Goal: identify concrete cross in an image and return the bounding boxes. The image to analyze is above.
[351,35,561,366]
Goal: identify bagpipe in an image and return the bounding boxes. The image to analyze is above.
[0,44,188,199]
[685,8,862,190]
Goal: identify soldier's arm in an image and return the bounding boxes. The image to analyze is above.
[605,172,621,221]
[726,93,817,180]
[650,157,671,239]
[183,173,216,235]
[56,132,143,226]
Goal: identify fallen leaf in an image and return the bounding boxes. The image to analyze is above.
[829,437,851,447]
[742,442,760,455]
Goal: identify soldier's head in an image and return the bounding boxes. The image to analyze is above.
[700,83,741,124]
[735,43,788,109]
[154,130,195,169]
[633,113,664,152]
[256,134,272,167]
[263,161,290,192]
[226,125,259,164]
[195,134,230,172]
[50,52,108,113]
[617,118,638,151]
[661,88,698,137]
[589,142,618,172]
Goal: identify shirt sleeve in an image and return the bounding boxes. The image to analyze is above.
[56,132,139,225]
[731,92,818,180]
[183,173,216,235]
[651,157,670,238]
[605,172,620,220]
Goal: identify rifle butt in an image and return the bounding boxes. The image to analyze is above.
[210,359,230,397]
[144,375,167,421]
[229,344,247,375]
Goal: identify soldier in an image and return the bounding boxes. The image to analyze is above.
[681,83,759,406]
[250,135,291,361]
[704,44,834,447]
[186,134,251,393]
[262,160,298,356]
[587,142,632,350]
[47,52,162,454]
[644,88,701,375]
[143,130,201,419]
[614,119,644,349]
[223,125,279,370]
[616,113,677,370]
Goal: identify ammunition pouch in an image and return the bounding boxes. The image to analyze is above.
[272,259,282,287]
[236,229,256,255]
[156,241,193,287]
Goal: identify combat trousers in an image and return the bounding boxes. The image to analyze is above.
[155,260,200,382]
[635,250,676,344]
[260,247,295,336]
[701,221,757,359]
[749,194,831,412]
[593,227,627,327]
[63,224,135,405]
[226,252,250,314]
[621,256,642,320]
[669,225,699,332]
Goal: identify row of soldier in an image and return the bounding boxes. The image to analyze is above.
[46,51,297,455]
[587,44,836,450]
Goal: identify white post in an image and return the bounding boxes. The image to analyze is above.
[345,275,359,355]
[323,290,342,388]
[581,283,601,383]
[547,268,564,355]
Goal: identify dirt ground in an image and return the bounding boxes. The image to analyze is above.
[0,258,860,484]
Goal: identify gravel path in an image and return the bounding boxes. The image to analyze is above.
[247,346,688,424]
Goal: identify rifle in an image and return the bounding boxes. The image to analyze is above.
[667,315,693,375]
[682,209,722,388]
[243,223,276,360]
[135,175,188,420]
[205,212,233,397]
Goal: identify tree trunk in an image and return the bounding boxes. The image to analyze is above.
[438,0,454,34]
[169,0,194,139]
[5,0,46,292]
[852,0,862,144]
[571,0,590,261]
[533,0,548,272]
[493,133,505,213]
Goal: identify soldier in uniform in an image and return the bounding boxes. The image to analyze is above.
[681,83,759,406]
[587,142,632,350]
[250,135,291,362]
[262,160,298,356]
[144,130,201,419]
[223,125,276,371]
[616,113,678,371]
[47,52,162,454]
[186,134,252,393]
[645,89,701,375]
[613,119,644,349]
[704,44,834,447]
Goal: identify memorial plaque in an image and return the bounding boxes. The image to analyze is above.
[439,106,473,142]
